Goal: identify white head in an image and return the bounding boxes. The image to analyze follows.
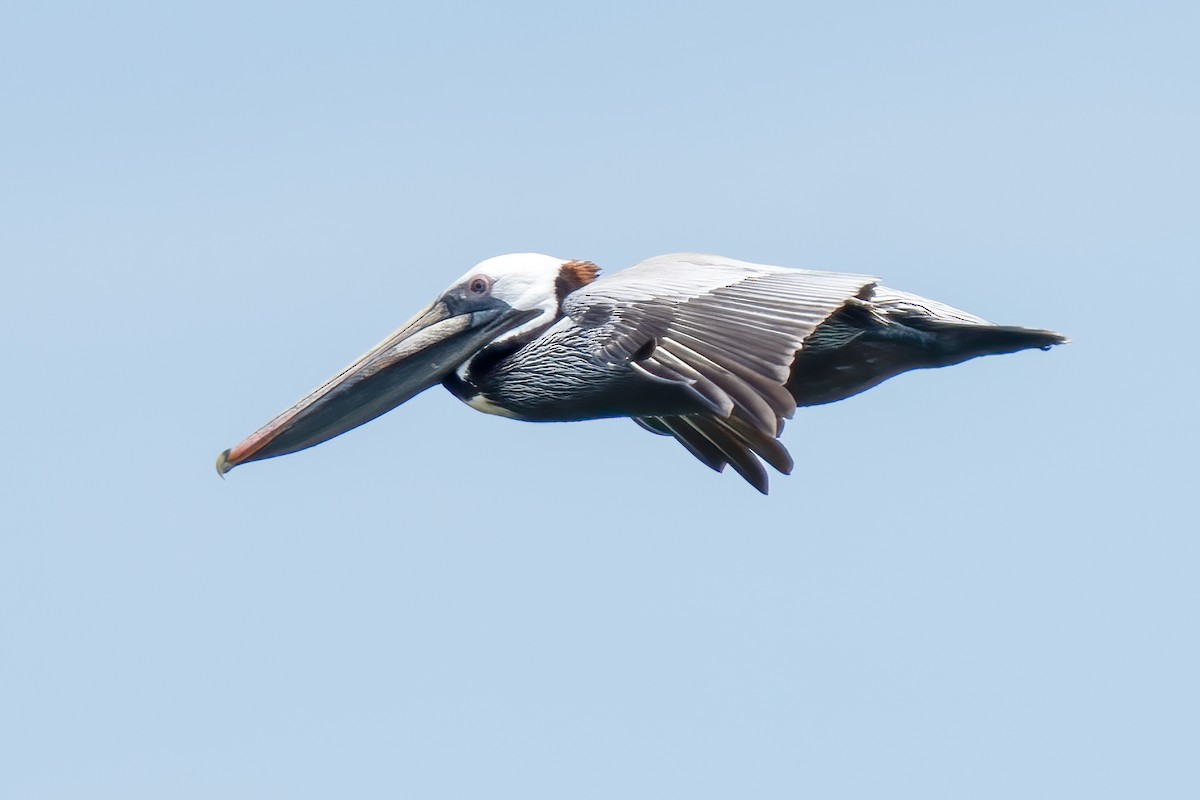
[451,253,600,342]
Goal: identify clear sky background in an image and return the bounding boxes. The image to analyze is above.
[2,1,1196,797]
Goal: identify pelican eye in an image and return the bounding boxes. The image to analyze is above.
[468,276,491,295]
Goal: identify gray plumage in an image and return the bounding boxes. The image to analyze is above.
[459,254,1066,492]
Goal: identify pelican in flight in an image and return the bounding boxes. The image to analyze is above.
[217,253,1066,492]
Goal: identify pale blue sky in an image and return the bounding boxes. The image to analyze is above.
[2,1,1197,797]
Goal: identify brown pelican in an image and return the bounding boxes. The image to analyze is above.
[217,253,1066,493]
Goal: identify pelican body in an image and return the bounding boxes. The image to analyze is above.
[218,253,1066,492]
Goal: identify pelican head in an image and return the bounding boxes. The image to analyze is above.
[216,253,593,475]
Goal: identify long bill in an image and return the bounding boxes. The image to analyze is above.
[216,300,531,476]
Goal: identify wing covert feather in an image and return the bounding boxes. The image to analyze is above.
[566,254,876,436]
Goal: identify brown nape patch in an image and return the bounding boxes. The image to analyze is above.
[556,259,601,304]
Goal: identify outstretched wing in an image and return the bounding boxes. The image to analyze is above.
[565,253,877,491]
